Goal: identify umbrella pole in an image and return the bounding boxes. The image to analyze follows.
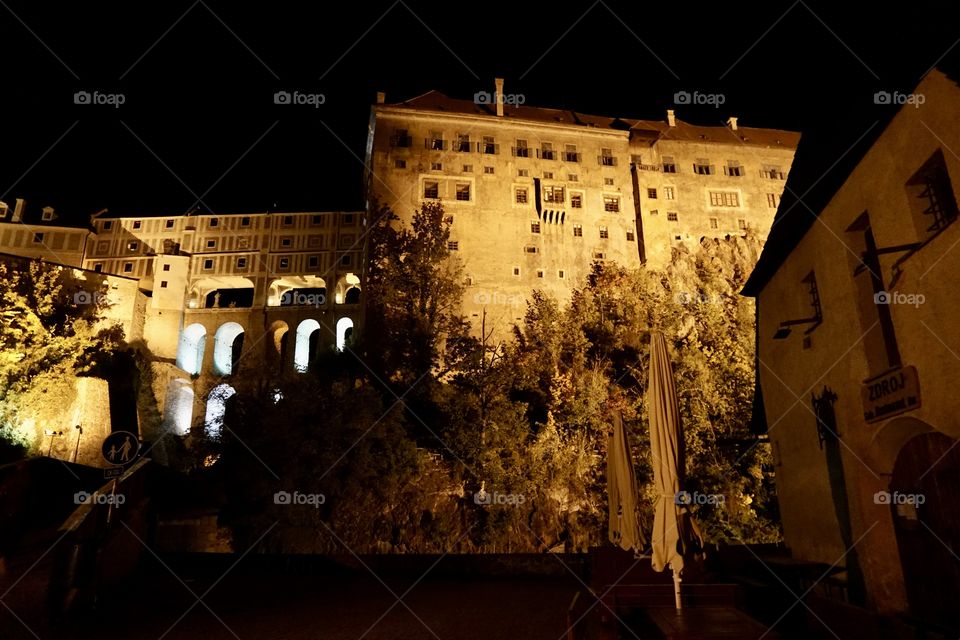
[673,567,682,610]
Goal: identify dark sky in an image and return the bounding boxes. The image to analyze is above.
[1,0,957,220]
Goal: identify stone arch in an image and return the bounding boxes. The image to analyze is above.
[865,416,936,476]
[267,275,327,307]
[294,319,322,373]
[335,273,361,305]
[190,277,255,309]
[176,323,207,375]
[336,317,355,351]
[213,322,245,376]
[161,378,194,436]
[267,320,290,373]
[204,383,236,440]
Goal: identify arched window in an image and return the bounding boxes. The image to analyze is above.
[294,319,321,373]
[213,322,245,376]
[176,323,207,375]
[204,383,236,440]
[344,286,361,304]
[336,317,354,352]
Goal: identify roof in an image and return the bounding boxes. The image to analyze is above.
[383,90,801,149]
[742,61,960,297]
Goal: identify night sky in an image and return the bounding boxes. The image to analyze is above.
[1,1,957,221]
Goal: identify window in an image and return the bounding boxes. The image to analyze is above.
[163,264,171,271]
[767,193,779,208]
[431,162,443,171]
[518,169,529,177]
[209,218,219,228]
[482,136,497,154]
[443,215,454,224]
[395,159,407,169]
[906,149,958,236]
[724,161,743,177]
[93,264,103,272]
[570,193,583,208]
[558,270,565,278]
[573,224,583,237]
[206,239,216,249]
[603,196,620,212]
[738,219,748,229]
[308,255,319,268]
[650,209,659,216]
[513,267,521,276]
[484,166,495,174]
[456,133,471,152]
[709,191,740,207]
[647,188,658,199]
[762,165,786,180]
[203,259,214,270]
[514,139,530,158]
[124,262,134,273]
[160,281,168,288]
[312,215,323,225]
[674,235,682,240]
[455,183,471,201]
[283,215,294,226]
[544,186,565,204]
[102,220,113,230]
[694,159,713,175]
[536,269,544,278]
[516,188,528,204]
[599,226,609,239]
[564,144,580,163]
[33,232,44,244]
[237,257,248,268]
[543,171,554,179]
[667,212,678,221]
[664,186,675,200]
[604,178,615,186]
[710,218,719,229]
[627,230,635,241]
[132,220,142,229]
[280,238,292,247]
[238,238,251,249]
[568,174,578,182]
[531,221,541,234]
[541,142,555,160]
[662,156,677,173]
[599,148,616,166]
[391,128,411,147]
[128,241,138,251]
[463,164,473,173]
[165,219,175,229]
[525,246,538,254]
[277,257,291,270]
[424,181,439,199]
[593,252,605,260]
[341,254,352,266]
[343,213,355,225]
[448,241,459,251]
[429,132,445,150]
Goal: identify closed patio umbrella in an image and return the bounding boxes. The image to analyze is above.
[607,410,646,553]
[647,330,703,609]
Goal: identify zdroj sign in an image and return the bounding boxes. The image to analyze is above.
[861,365,921,423]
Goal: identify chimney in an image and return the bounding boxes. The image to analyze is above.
[376,91,385,105]
[12,198,25,223]
[727,116,738,131]
[495,77,505,117]
[666,109,676,127]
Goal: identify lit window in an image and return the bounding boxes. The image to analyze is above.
[544,186,565,204]
[570,193,583,208]
[531,221,541,234]
[664,186,675,200]
[709,191,740,207]
[603,196,620,212]
[516,188,528,204]
[573,224,583,237]
[599,226,609,239]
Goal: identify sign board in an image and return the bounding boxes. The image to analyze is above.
[862,365,920,423]
[101,431,140,466]
[104,466,124,479]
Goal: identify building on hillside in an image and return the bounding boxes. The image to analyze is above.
[0,205,365,440]
[365,80,799,336]
[743,68,960,630]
